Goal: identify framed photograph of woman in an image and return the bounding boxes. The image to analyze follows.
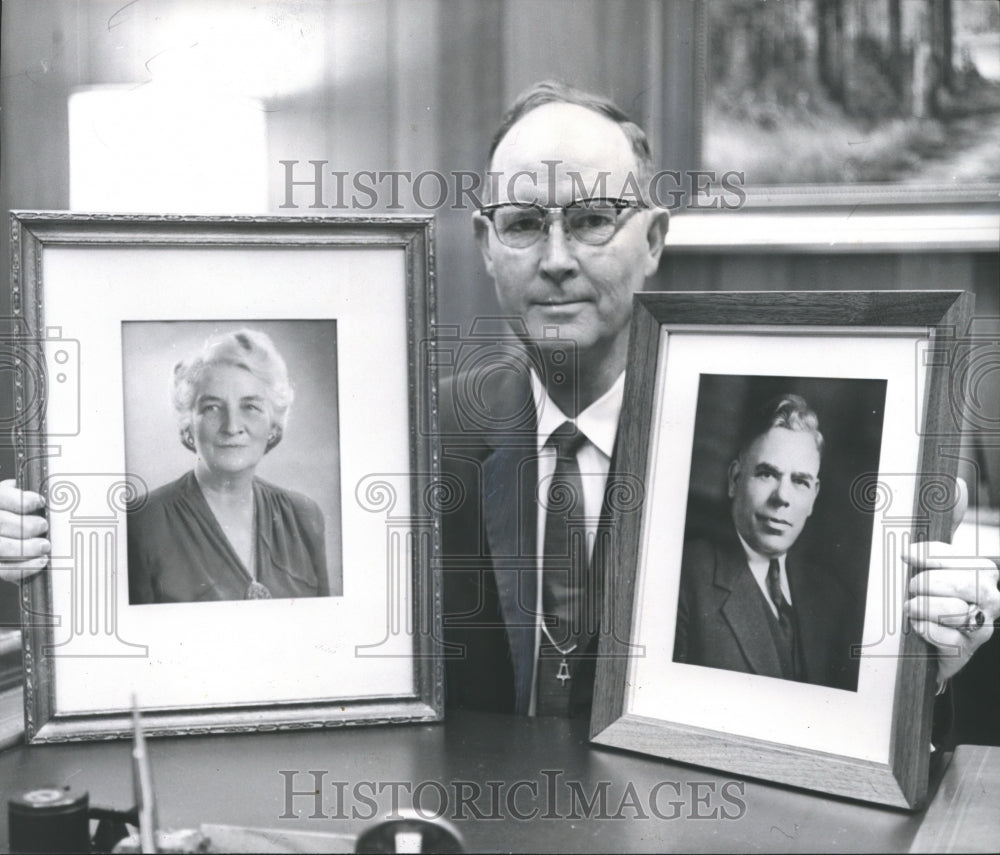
[11,212,441,741]
[122,320,343,605]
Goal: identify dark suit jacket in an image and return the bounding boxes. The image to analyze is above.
[128,471,328,604]
[440,356,598,715]
[673,529,862,692]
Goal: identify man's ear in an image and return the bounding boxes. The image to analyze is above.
[473,213,496,278]
[643,208,670,277]
[727,458,740,499]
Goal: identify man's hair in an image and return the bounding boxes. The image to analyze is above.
[737,393,824,459]
[486,79,654,200]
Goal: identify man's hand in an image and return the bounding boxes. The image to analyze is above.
[903,478,1000,683]
[0,479,50,583]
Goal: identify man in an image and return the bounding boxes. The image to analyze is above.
[1,81,997,723]
[674,394,862,691]
[439,82,668,717]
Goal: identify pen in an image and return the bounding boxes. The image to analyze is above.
[131,696,158,854]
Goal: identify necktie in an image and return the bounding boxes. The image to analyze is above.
[536,421,589,716]
[767,558,796,679]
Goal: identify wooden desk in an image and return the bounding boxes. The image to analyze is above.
[909,745,1000,854]
[1,711,948,853]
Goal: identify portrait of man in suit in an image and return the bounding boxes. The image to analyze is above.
[673,392,862,692]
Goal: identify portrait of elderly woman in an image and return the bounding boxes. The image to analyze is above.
[127,327,333,604]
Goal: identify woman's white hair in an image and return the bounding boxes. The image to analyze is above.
[172,329,294,453]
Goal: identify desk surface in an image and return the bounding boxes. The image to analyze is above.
[0,711,944,854]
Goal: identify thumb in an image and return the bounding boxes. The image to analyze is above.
[950,477,969,542]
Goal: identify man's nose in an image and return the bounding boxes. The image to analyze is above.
[538,218,578,285]
[770,478,791,506]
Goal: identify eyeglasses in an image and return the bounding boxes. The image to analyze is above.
[479,198,646,248]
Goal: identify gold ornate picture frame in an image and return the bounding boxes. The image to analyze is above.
[11,212,441,741]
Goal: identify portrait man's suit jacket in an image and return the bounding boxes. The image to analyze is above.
[673,528,862,692]
[439,354,600,715]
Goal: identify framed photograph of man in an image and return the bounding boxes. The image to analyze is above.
[11,212,441,741]
[591,290,974,809]
[673,373,887,694]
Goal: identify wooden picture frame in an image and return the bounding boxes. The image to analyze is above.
[11,212,441,741]
[591,290,974,810]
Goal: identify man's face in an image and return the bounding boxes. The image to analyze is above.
[728,427,821,558]
[475,103,667,363]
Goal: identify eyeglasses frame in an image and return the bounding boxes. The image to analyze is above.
[478,197,648,247]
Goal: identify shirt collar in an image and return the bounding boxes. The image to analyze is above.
[530,369,624,458]
[735,531,785,576]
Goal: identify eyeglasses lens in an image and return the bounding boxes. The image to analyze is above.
[493,202,622,247]
[493,206,546,248]
[565,203,619,244]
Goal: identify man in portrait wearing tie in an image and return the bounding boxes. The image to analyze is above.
[673,393,862,691]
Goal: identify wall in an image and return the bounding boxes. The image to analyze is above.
[0,0,701,328]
